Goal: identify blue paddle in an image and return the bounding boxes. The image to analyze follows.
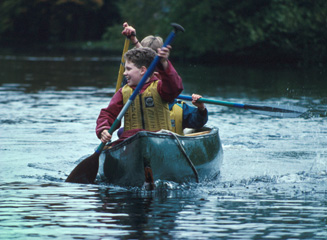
[66,23,185,184]
[177,95,307,118]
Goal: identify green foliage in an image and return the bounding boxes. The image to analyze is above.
[117,0,170,37]
[103,0,171,43]
[107,0,326,64]
[0,0,24,36]
[1,0,326,64]
[168,0,327,63]
[0,0,119,44]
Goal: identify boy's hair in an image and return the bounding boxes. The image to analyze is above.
[124,47,157,69]
[141,35,163,52]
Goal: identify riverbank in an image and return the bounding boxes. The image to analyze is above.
[0,40,326,68]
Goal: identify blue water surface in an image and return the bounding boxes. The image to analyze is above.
[0,54,326,239]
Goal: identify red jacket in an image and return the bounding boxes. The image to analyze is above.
[96,61,183,138]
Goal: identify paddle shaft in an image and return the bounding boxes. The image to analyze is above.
[115,38,130,93]
[177,95,244,108]
[95,24,185,153]
[177,95,307,117]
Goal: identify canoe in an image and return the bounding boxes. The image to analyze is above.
[98,127,223,187]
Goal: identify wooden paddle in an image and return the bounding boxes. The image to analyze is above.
[65,23,185,184]
[115,37,130,92]
[177,95,308,118]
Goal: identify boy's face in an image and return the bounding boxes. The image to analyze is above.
[124,60,145,87]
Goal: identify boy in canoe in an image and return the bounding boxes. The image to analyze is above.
[122,22,208,135]
[96,46,183,144]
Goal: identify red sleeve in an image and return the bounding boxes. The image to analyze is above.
[95,90,123,138]
[156,60,183,102]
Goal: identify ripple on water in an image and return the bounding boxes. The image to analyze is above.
[1,77,327,239]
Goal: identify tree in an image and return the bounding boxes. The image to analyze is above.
[0,0,119,44]
[109,0,327,64]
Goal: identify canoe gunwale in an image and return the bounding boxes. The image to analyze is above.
[104,127,218,153]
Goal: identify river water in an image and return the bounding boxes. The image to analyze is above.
[0,52,326,239]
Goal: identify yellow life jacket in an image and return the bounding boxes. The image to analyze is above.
[122,81,172,132]
[170,101,184,135]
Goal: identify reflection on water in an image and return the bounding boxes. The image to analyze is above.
[1,178,326,239]
[0,53,326,239]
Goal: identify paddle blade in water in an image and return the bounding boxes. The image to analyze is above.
[65,152,100,184]
[246,104,308,118]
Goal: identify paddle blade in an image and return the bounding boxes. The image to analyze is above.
[65,152,100,184]
[246,104,308,118]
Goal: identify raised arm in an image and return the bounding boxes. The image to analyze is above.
[121,22,142,48]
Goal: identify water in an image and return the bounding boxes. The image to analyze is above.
[0,53,326,239]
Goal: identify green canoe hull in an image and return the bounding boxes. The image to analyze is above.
[99,127,223,187]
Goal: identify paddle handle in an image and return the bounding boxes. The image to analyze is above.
[177,95,245,108]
